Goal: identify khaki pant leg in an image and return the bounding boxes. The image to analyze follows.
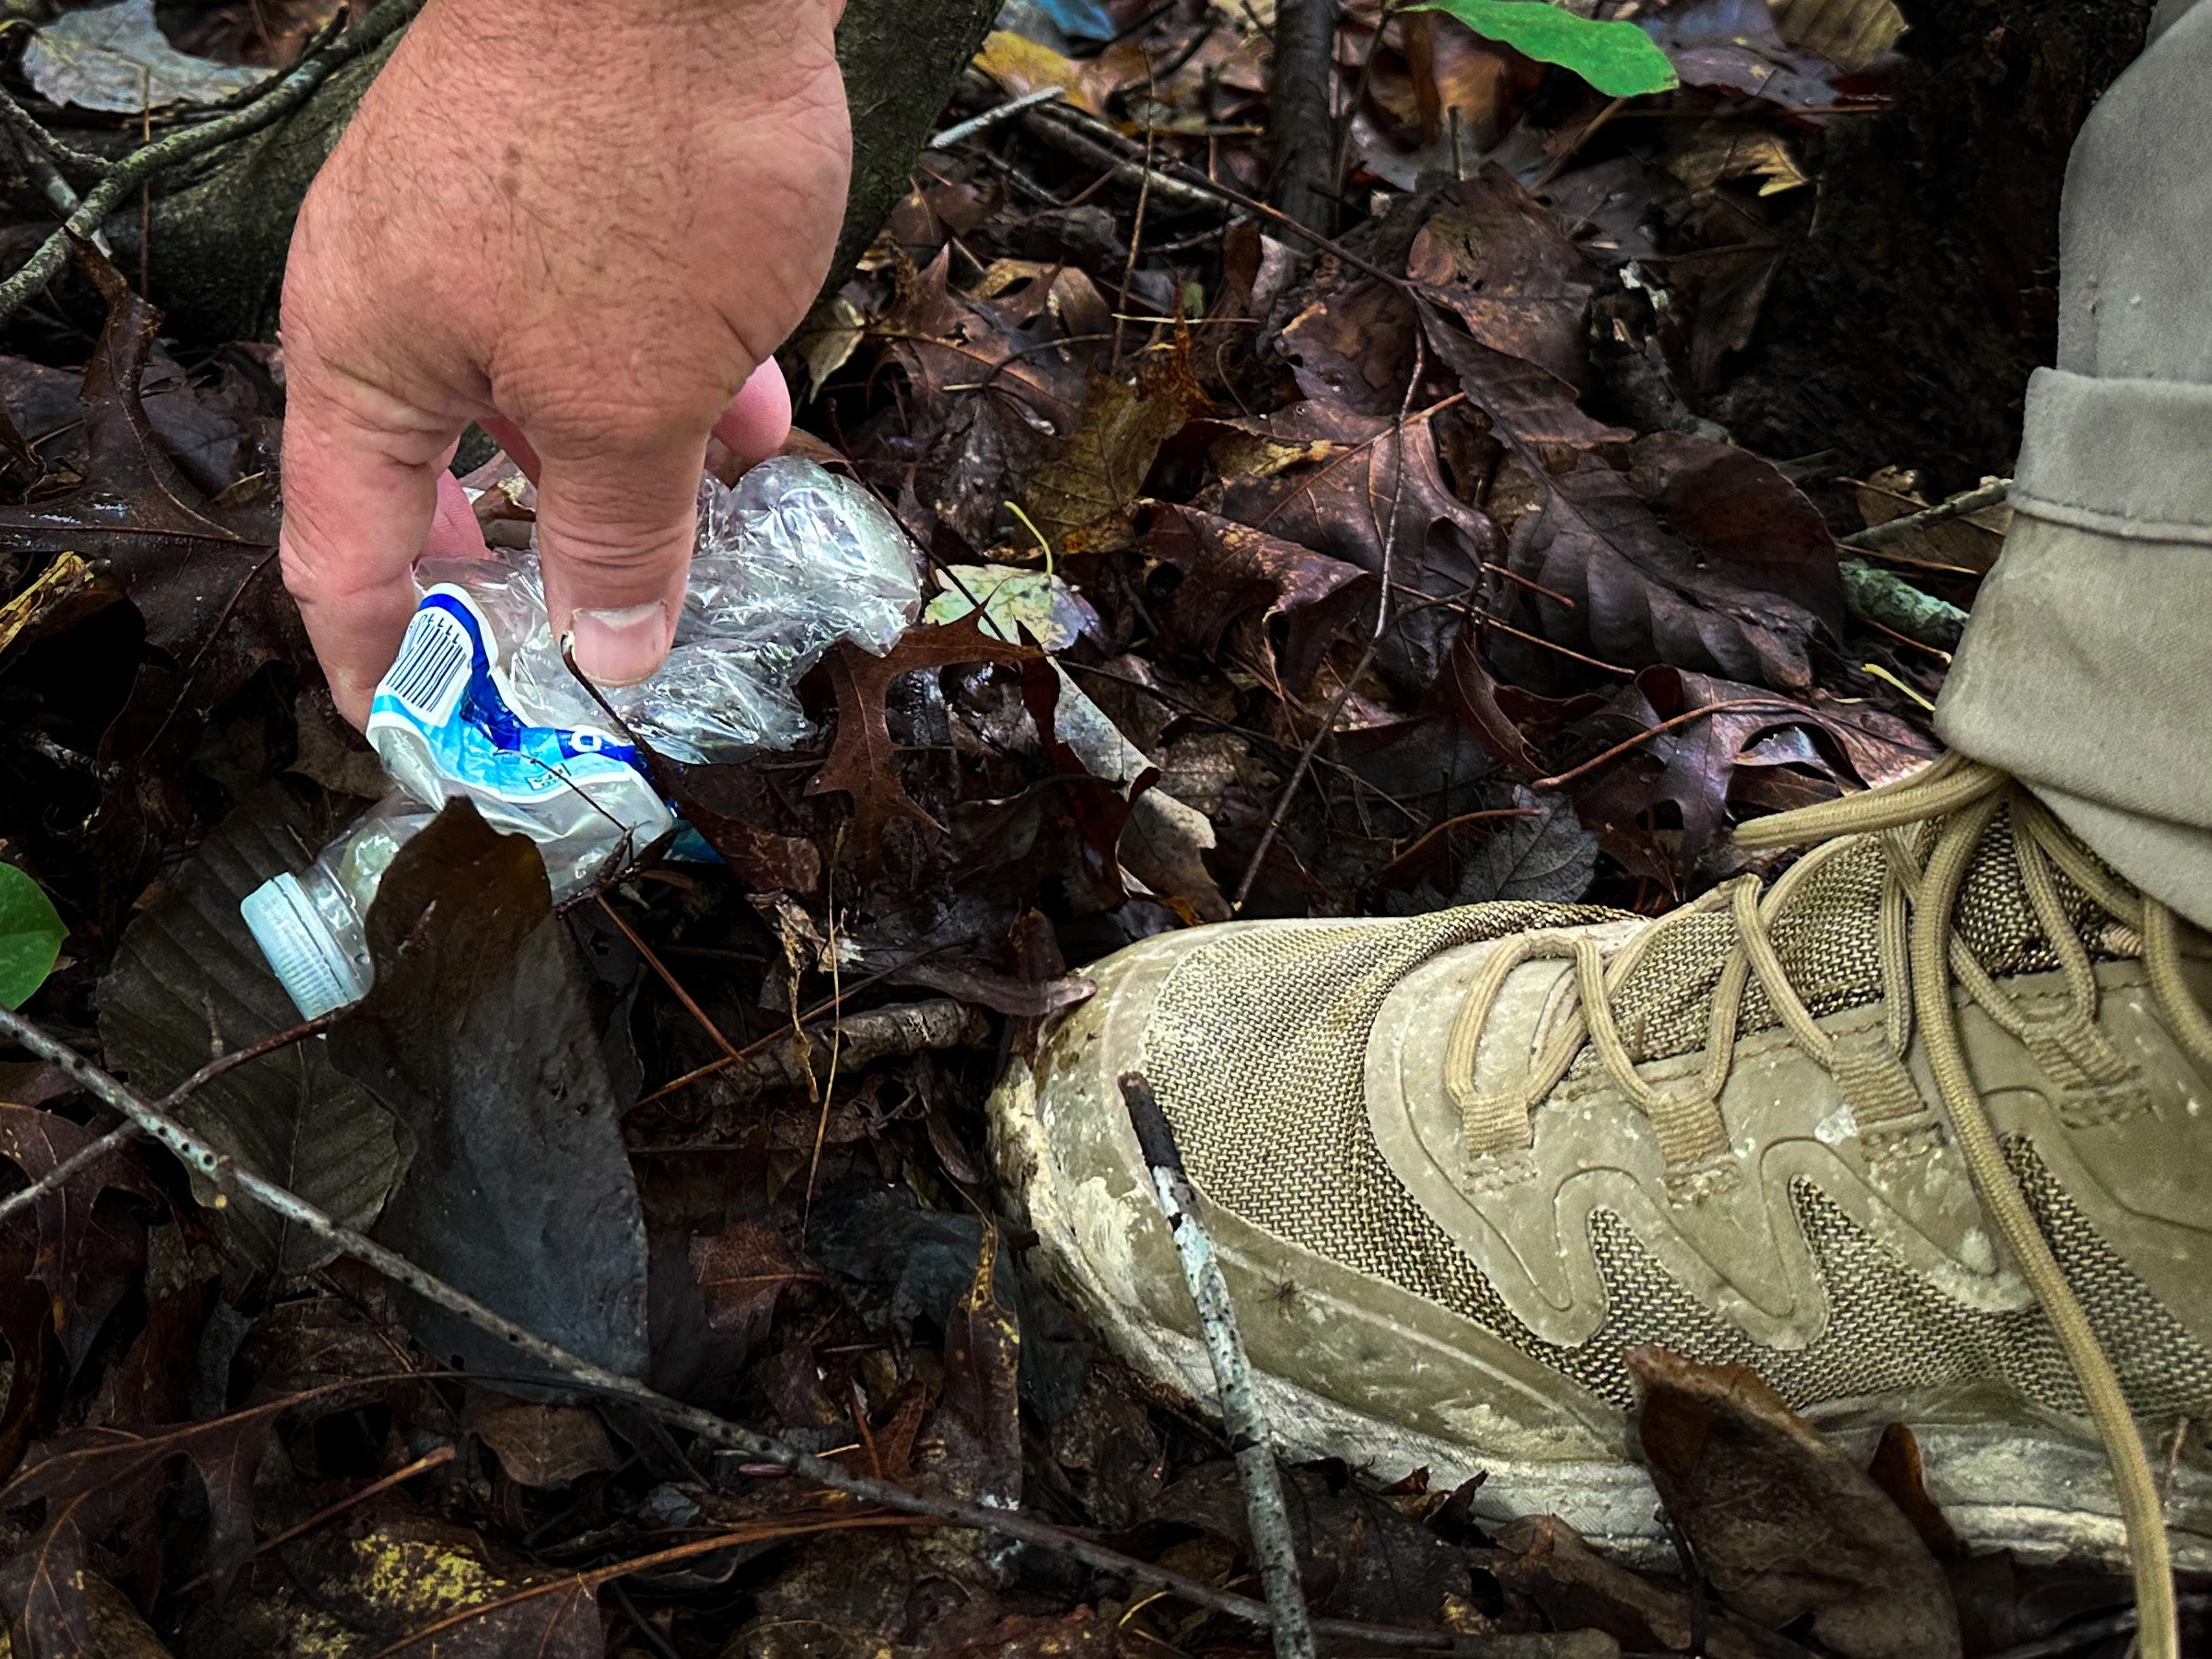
[1934,0,2212,927]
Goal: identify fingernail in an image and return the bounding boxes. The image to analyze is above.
[568,601,671,686]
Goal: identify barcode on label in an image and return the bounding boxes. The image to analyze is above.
[381,605,472,726]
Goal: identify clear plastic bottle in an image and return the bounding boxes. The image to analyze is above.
[242,458,921,1019]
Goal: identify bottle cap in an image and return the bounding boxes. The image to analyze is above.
[240,873,365,1020]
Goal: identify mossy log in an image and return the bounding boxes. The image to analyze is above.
[105,0,999,345]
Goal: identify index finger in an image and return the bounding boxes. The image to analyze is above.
[278,372,459,726]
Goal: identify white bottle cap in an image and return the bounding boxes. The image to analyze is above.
[240,873,366,1020]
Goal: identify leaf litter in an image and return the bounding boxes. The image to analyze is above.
[0,1,2174,1655]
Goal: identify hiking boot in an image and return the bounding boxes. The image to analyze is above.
[990,760,2212,1590]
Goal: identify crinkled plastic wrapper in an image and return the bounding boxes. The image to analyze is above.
[499,458,922,763]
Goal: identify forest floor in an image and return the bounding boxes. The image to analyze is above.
[0,1,2193,1656]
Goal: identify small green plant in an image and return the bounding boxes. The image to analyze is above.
[0,864,65,1010]
[1409,0,1680,99]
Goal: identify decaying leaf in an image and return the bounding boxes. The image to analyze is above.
[328,800,648,1387]
[1023,349,1208,559]
[1772,0,1907,71]
[1387,788,1599,912]
[0,1398,286,1653]
[807,611,1040,876]
[1572,664,1936,865]
[1855,466,2009,574]
[1147,504,1376,693]
[1644,0,1844,110]
[1630,1347,1962,1659]
[99,779,409,1273]
[24,0,264,111]
[939,1225,1022,1508]
[1410,167,1603,389]
[691,1220,816,1350]
[1208,397,1496,686]
[1496,434,1845,694]
[472,1400,622,1490]
[0,1107,148,1357]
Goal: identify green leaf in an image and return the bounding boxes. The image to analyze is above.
[1409,0,1679,98]
[0,864,64,1010]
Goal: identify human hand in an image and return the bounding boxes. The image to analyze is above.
[277,0,849,724]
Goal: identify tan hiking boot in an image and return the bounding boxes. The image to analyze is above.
[990,759,2212,1611]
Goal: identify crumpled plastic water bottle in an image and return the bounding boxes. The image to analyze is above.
[242,458,921,1020]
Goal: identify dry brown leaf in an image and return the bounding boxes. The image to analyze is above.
[1630,1347,1962,1659]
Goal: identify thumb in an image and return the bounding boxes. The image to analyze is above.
[530,429,705,686]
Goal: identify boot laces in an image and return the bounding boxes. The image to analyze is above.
[1443,754,2208,1659]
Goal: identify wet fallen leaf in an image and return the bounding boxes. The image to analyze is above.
[1023,351,1209,559]
[1494,435,1845,694]
[99,779,409,1273]
[691,1220,816,1348]
[1630,1347,1962,1659]
[807,611,1041,876]
[1488,1513,1764,1658]
[1151,1459,1471,1627]
[1147,504,1376,693]
[1410,168,1604,389]
[1385,788,1598,911]
[1668,125,1809,196]
[328,800,649,1386]
[1856,466,2008,574]
[0,1106,149,1362]
[472,1399,622,1490]
[1771,0,1907,71]
[809,1182,1090,1423]
[926,564,1100,651]
[1644,0,1844,110]
[972,29,1143,115]
[939,1224,1022,1508]
[0,1398,287,1653]
[24,0,263,111]
[0,554,122,672]
[1208,397,1497,687]
[1422,303,1630,450]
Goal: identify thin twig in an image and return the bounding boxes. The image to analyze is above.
[0,90,111,177]
[1232,331,1425,911]
[0,1006,343,1229]
[0,1003,1511,1654]
[0,0,423,330]
[928,86,1066,150]
[597,897,745,1069]
[1333,0,1405,194]
[1121,1074,1315,1659]
[0,129,111,254]
[174,1444,456,1595]
[800,862,844,1235]
[1838,477,2012,551]
[1531,700,1784,792]
[1531,95,1627,191]
[1112,98,1159,370]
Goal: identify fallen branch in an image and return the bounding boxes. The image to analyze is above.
[0,1006,343,1229]
[0,0,423,330]
[0,1003,1511,1654]
[1270,0,1340,233]
[1838,477,2012,552]
[1838,558,1968,650]
[1122,1073,1316,1659]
